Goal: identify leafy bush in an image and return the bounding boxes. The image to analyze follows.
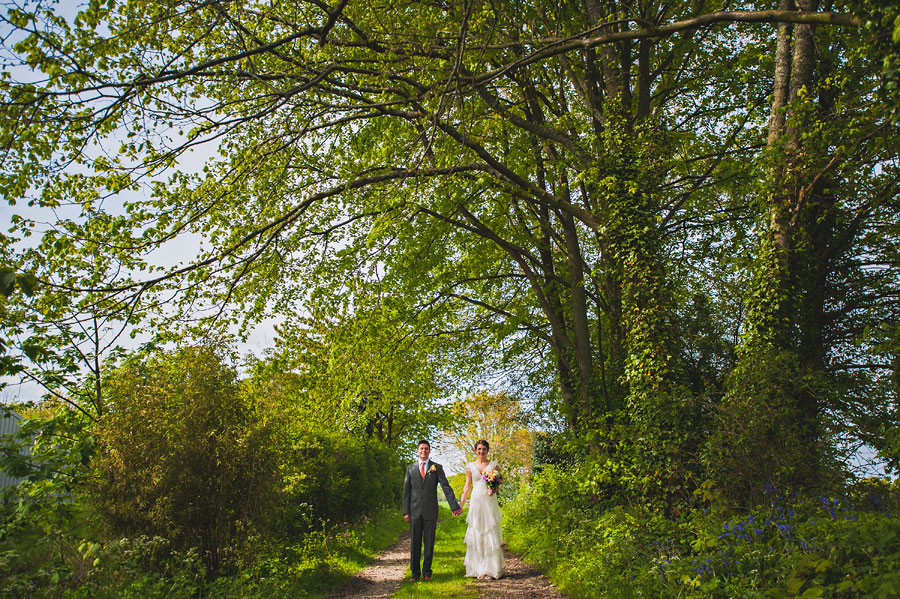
[530,431,574,476]
[705,349,843,503]
[90,346,281,573]
[505,469,900,599]
[60,506,407,599]
[63,536,205,599]
[1,404,94,532]
[275,431,404,536]
[503,464,661,596]
[1,405,97,599]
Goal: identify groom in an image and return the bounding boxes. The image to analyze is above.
[402,439,462,582]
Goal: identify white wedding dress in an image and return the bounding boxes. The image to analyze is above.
[464,461,505,579]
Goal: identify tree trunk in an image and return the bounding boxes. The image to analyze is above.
[713,0,831,500]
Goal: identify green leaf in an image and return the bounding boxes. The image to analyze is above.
[786,576,806,595]
[22,342,44,362]
[0,269,16,297]
[16,273,38,296]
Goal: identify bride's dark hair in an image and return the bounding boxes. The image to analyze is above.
[474,439,490,451]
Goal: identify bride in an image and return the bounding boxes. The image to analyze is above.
[459,439,505,579]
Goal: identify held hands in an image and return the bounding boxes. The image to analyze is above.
[404,509,462,518]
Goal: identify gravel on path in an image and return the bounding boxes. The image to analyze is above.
[326,531,411,599]
[471,546,566,599]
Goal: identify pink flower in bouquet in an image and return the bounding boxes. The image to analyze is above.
[482,469,502,491]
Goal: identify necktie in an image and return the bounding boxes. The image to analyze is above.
[420,462,426,479]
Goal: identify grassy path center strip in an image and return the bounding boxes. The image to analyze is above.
[392,505,477,599]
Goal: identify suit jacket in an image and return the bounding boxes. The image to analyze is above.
[402,460,460,520]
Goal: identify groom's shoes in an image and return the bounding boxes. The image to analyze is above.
[423,576,432,581]
[410,576,418,583]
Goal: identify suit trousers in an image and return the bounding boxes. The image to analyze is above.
[409,515,437,577]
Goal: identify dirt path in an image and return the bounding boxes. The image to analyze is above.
[471,546,566,599]
[327,535,566,599]
[327,532,412,599]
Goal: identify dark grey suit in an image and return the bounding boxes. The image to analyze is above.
[402,460,460,578]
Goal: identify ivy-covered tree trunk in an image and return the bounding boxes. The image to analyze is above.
[568,5,693,497]
[711,0,841,501]
[598,118,697,502]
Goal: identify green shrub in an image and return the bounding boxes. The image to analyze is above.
[531,431,574,476]
[59,506,408,599]
[275,432,403,536]
[1,405,97,599]
[90,346,281,574]
[63,536,205,599]
[705,349,843,504]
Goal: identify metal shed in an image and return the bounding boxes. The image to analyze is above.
[1,407,29,490]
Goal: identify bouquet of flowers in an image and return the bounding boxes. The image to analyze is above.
[482,469,502,492]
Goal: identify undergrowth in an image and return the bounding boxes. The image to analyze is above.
[504,467,900,599]
[1,505,407,599]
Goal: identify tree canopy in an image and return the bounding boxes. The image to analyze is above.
[2,0,899,502]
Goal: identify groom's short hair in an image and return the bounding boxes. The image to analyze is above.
[417,439,431,448]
